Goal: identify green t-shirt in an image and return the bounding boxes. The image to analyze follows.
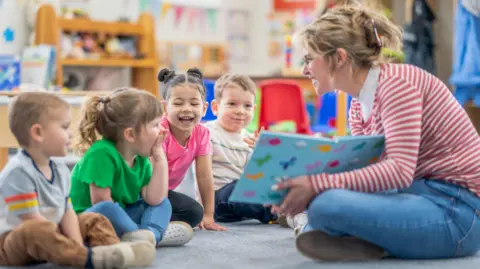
[70,139,152,213]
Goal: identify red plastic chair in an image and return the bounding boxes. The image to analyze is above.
[258,79,312,134]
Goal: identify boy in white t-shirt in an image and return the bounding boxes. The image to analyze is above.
[206,74,277,224]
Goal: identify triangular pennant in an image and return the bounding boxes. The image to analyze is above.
[174,6,185,26]
[187,8,199,31]
[161,2,172,20]
[207,9,217,31]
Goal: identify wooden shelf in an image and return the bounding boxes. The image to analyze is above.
[58,18,143,35]
[61,58,156,67]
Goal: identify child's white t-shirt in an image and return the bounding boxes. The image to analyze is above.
[204,120,252,191]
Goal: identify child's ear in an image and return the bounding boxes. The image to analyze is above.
[202,101,209,117]
[29,123,44,143]
[211,100,218,116]
[123,127,136,143]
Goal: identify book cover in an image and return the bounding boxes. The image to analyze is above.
[229,131,385,205]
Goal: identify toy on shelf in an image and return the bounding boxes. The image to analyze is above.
[0,55,21,91]
[285,35,292,69]
[34,4,159,96]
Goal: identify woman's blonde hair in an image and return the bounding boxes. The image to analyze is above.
[294,3,402,72]
[73,88,163,155]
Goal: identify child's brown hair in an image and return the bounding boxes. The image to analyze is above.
[294,3,402,72]
[73,88,163,155]
[213,73,257,100]
[8,91,69,147]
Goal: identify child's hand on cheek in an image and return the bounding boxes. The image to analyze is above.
[151,127,168,162]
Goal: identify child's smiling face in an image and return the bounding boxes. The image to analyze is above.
[165,84,207,134]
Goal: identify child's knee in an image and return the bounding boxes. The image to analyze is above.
[189,202,204,227]
[89,201,120,213]
[307,189,354,224]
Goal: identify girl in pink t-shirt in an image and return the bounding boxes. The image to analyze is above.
[157,67,226,231]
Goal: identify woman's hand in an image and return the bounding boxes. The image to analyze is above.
[243,127,264,149]
[269,176,316,216]
[199,215,227,231]
[151,127,168,162]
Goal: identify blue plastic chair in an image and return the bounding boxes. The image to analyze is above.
[202,79,217,122]
[311,92,352,133]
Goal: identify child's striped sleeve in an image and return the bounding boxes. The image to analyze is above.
[1,168,39,216]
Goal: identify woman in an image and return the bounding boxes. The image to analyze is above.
[272,4,480,261]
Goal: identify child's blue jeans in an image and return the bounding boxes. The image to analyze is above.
[86,198,172,245]
[303,179,480,259]
[215,181,276,224]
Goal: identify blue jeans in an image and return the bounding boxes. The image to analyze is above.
[215,181,276,224]
[304,179,480,259]
[86,198,172,244]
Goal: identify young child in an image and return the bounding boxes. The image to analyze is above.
[272,4,480,261]
[157,68,226,231]
[205,73,276,224]
[0,92,154,268]
[69,88,194,248]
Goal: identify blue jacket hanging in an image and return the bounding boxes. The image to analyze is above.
[402,0,436,74]
[449,1,480,106]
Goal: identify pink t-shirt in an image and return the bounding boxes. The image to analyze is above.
[161,117,212,190]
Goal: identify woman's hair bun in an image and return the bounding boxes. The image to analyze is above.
[186,67,203,79]
[158,68,176,83]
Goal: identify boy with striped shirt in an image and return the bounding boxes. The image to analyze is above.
[0,92,155,268]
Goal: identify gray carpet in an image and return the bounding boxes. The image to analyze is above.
[5,221,479,269]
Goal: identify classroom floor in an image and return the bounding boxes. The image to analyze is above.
[12,220,480,269]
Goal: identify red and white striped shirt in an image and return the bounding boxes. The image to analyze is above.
[310,64,480,196]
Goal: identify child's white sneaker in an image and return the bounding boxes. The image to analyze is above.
[121,229,156,246]
[156,221,194,247]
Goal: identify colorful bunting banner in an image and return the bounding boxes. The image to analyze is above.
[206,9,217,31]
[174,6,185,26]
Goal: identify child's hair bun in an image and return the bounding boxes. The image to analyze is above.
[158,68,176,83]
[186,68,203,80]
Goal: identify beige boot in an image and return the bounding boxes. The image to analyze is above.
[123,241,156,267]
[90,243,134,269]
[121,229,156,246]
[91,242,156,269]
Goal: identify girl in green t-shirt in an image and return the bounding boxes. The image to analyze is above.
[70,88,194,248]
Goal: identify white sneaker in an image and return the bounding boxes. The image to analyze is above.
[156,221,194,247]
[286,212,308,236]
[121,229,156,246]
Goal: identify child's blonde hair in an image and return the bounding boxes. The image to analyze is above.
[294,3,402,72]
[214,73,257,100]
[8,92,69,147]
[73,88,163,155]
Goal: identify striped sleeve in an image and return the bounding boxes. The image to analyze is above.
[310,76,422,193]
[1,168,39,215]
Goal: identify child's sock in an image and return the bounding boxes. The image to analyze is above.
[121,229,156,246]
[156,221,194,247]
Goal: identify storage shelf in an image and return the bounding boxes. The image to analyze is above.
[59,18,143,35]
[61,58,156,67]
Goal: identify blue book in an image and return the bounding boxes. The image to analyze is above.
[229,131,385,205]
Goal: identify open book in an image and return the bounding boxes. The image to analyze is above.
[229,131,385,205]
